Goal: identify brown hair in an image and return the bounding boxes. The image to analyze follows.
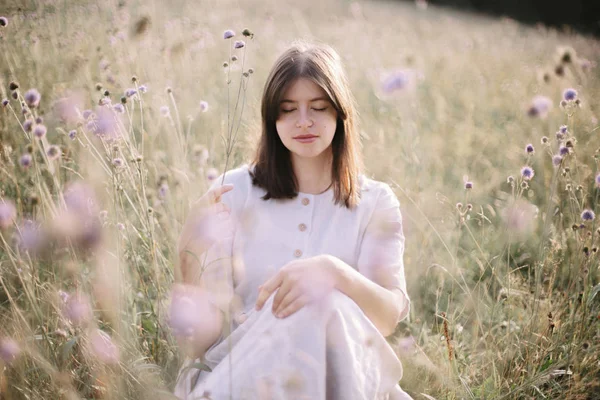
[250,40,364,209]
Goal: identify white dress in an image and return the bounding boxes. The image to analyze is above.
[174,164,413,399]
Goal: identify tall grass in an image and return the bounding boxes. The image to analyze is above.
[0,0,599,398]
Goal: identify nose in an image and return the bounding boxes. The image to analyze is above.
[295,108,314,128]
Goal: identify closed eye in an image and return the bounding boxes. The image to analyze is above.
[280,107,328,113]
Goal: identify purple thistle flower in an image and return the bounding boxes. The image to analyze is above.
[381,70,410,94]
[117,223,125,231]
[23,119,34,132]
[527,95,552,118]
[559,125,568,134]
[16,219,43,253]
[0,200,17,229]
[559,146,570,156]
[138,85,148,93]
[160,106,170,117]
[113,103,125,113]
[19,153,32,168]
[556,131,564,141]
[521,166,535,180]
[82,109,93,120]
[33,124,47,138]
[35,116,43,124]
[24,89,41,108]
[46,145,61,160]
[68,130,77,140]
[581,209,595,221]
[234,40,245,49]
[541,136,549,144]
[525,144,534,154]
[0,17,8,27]
[223,29,235,39]
[464,181,473,189]
[595,173,600,187]
[1,99,8,107]
[206,167,219,181]
[63,292,93,326]
[552,155,562,166]
[112,158,124,168]
[0,338,20,365]
[158,183,169,199]
[89,330,119,365]
[199,101,209,112]
[563,88,578,102]
[125,88,137,98]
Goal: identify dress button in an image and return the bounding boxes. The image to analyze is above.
[294,249,302,258]
[298,223,307,232]
[301,198,310,206]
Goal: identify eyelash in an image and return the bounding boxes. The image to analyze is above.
[281,107,327,114]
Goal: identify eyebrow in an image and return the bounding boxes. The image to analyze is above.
[279,97,329,104]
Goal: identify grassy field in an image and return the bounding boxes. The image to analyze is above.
[1,0,599,398]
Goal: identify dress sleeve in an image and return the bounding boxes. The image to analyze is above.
[356,183,410,323]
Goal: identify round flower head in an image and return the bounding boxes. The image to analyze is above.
[206,167,219,181]
[525,144,534,154]
[528,95,552,118]
[24,89,41,108]
[112,158,124,168]
[0,200,17,229]
[234,40,245,49]
[559,125,568,134]
[138,85,148,93]
[20,153,32,168]
[159,106,170,117]
[464,181,473,189]
[46,145,61,160]
[82,109,93,120]
[541,136,549,144]
[89,330,119,365]
[113,103,125,113]
[223,29,235,39]
[556,131,564,141]
[33,124,47,138]
[552,155,562,167]
[125,88,137,98]
[521,166,535,180]
[199,101,209,112]
[1,99,8,107]
[0,17,8,27]
[381,70,409,93]
[23,119,33,132]
[563,88,577,102]
[559,146,570,156]
[0,338,20,365]
[595,173,600,187]
[581,209,595,222]
[62,292,93,326]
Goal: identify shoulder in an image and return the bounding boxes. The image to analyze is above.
[359,174,400,209]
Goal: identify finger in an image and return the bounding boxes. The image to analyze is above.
[277,295,310,319]
[255,273,283,311]
[273,287,302,316]
[272,278,293,313]
[211,184,234,204]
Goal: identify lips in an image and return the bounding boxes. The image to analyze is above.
[293,134,318,139]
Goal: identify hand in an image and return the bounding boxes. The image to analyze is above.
[177,184,234,284]
[255,255,338,319]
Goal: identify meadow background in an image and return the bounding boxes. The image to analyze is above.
[0,0,599,398]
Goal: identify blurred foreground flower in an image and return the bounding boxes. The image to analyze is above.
[24,89,41,108]
[0,337,20,365]
[89,330,119,365]
[527,95,552,118]
[0,199,17,229]
[62,292,93,327]
[501,199,538,238]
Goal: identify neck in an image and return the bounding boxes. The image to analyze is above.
[291,149,333,195]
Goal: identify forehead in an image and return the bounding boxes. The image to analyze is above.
[280,77,329,102]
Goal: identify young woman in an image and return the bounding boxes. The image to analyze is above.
[174,40,412,399]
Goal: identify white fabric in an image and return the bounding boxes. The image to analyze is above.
[174,164,412,399]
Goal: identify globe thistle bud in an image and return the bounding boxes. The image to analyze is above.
[507,175,514,183]
[242,28,253,38]
[147,207,153,214]
[565,184,572,191]
[565,139,574,148]
[248,68,254,74]
[199,101,209,112]
[555,65,565,77]
[135,155,143,162]
[35,116,43,124]
[464,181,473,189]
[46,145,61,160]
[11,91,18,100]
[575,99,582,107]
[223,62,229,68]
[466,204,473,211]
[541,136,549,145]
[166,87,172,94]
[231,55,238,62]
[223,29,235,39]
[525,144,534,154]
[0,17,8,27]
[572,224,578,231]
[243,72,249,77]
[120,96,127,104]
[24,89,41,108]
[521,181,529,189]
[1,99,8,107]
[560,100,568,108]
[564,167,570,173]
[68,130,77,140]
[234,40,245,49]
[563,88,577,102]
[581,209,595,221]
[95,83,103,91]
[456,202,463,211]
[26,144,33,153]
[103,90,110,97]
[131,75,138,83]
[9,82,19,91]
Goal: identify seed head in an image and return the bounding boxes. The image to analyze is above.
[248,68,254,74]
[581,209,595,221]
[242,28,254,38]
[525,144,534,154]
[9,82,19,91]
[24,89,41,108]
[521,166,534,180]
[507,175,514,183]
[231,55,238,62]
[131,75,138,83]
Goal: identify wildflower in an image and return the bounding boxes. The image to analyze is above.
[595,173,600,187]
[90,107,119,139]
[502,199,538,237]
[559,146,570,156]
[46,145,61,160]
[397,336,416,353]
[381,70,409,93]
[199,101,209,112]
[525,144,534,154]
[24,89,41,108]
[89,330,119,365]
[112,158,124,168]
[138,85,147,93]
[113,103,125,113]
[581,209,595,221]
[0,17,7,27]
[0,200,17,229]
[541,136,549,144]
[1,99,8,107]
[552,155,563,166]
[16,219,44,253]
[62,292,93,326]
[527,95,552,118]
[464,181,473,189]
[521,166,534,180]
[563,88,577,102]
[168,284,220,338]
[158,183,169,199]
[117,223,125,231]
[223,29,235,39]
[19,153,32,168]
[0,338,20,365]
[160,106,170,117]
[556,131,564,141]
[125,88,137,98]
[68,130,77,140]
[9,82,18,91]
[559,125,568,134]
[234,40,245,49]
[242,28,253,38]
[206,167,219,181]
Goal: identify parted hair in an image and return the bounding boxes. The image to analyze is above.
[250,40,364,209]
